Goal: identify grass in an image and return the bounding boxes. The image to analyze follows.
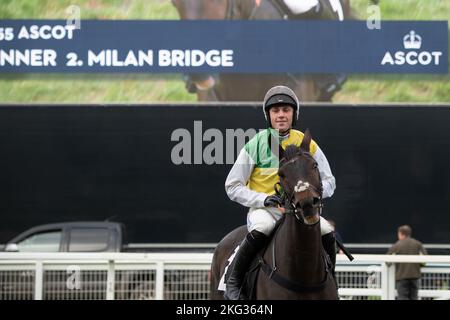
[0,0,448,103]
[0,0,179,20]
[0,74,196,103]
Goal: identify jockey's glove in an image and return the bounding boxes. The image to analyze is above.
[264,194,283,208]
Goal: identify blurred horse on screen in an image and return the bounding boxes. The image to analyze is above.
[172,0,352,102]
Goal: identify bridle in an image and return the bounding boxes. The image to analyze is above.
[276,154,324,221]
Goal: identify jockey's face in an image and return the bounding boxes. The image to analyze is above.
[269,105,294,134]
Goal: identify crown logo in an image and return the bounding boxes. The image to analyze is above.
[403,30,422,50]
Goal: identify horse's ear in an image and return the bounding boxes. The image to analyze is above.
[300,128,312,152]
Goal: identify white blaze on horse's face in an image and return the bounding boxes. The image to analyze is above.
[294,180,310,193]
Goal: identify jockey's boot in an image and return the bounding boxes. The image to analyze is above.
[322,232,337,277]
[224,230,268,300]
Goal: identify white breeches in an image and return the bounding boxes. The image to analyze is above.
[247,207,333,236]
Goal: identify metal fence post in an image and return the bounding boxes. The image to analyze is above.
[387,263,396,300]
[381,262,388,300]
[155,261,164,300]
[381,262,396,300]
[106,260,115,300]
[34,261,43,300]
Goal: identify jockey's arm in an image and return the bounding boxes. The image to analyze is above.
[284,0,335,20]
[225,148,267,208]
[313,145,336,199]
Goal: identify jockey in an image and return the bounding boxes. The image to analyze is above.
[224,85,337,300]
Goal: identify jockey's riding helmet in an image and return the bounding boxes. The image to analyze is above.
[263,85,300,127]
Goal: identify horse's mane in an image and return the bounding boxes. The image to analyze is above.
[284,144,300,161]
[282,143,315,164]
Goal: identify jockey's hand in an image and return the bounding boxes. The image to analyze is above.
[264,194,282,208]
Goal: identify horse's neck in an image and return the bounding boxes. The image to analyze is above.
[234,0,257,19]
[274,214,326,284]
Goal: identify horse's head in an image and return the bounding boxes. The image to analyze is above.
[278,130,323,225]
[171,0,230,20]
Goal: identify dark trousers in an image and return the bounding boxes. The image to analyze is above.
[396,279,419,300]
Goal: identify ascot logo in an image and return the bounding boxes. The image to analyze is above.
[381,30,443,66]
[403,30,422,49]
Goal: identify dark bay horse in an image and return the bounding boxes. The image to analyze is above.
[171,0,351,102]
[210,130,339,299]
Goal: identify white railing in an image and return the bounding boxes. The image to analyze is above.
[335,255,450,300]
[0,253,449,300]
